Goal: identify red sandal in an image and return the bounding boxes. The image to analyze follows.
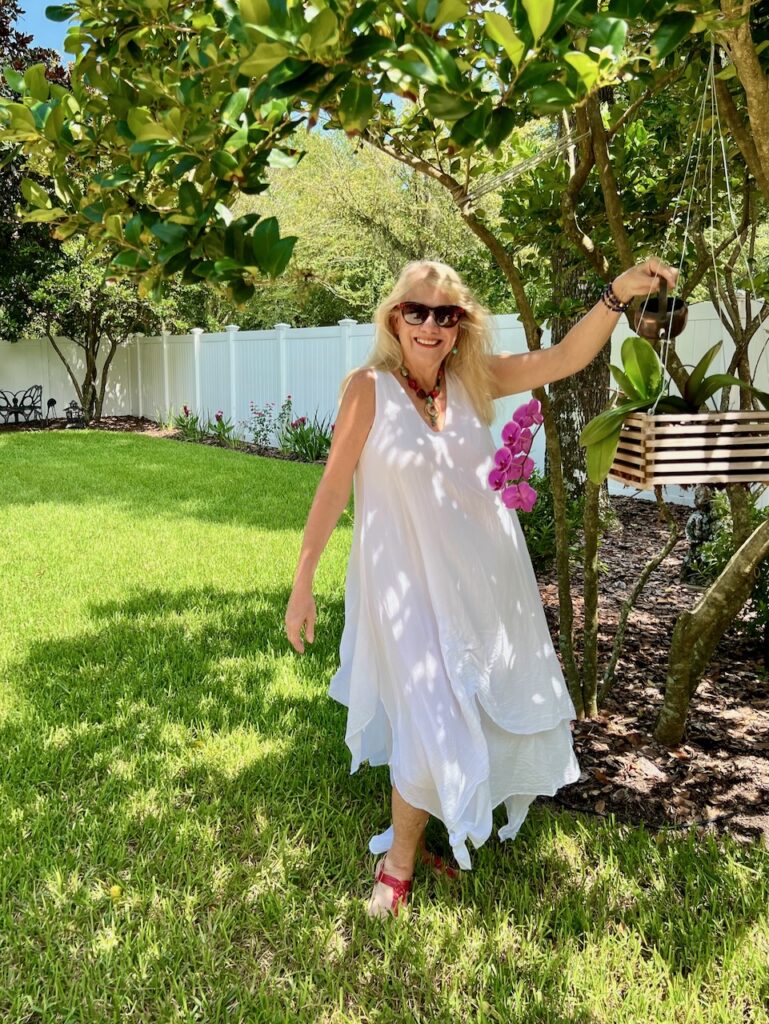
[420,847,459,880]
[367,857,412,918]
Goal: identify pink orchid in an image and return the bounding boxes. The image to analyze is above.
[501,420,521,447]
[516,428,533,454]
[488,467,506,491]
[517,481,538,512]
[494,447,512,471]
[513,398,544,428]
[501,484,522,509]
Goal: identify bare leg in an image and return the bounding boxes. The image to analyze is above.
[367,785,429,917]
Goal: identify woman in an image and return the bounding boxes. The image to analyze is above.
[285,256,678,918]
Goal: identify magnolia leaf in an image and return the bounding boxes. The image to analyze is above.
[337,78,374,135]
[432,0,467,29]
[44,5,75,22]
[484,12,526,67]
[240,43,290,77]
[522,0,553,44]
[3,66,25,92]
[650,13,695,63]
[308,8,338,50]
[21,178,52,209]
[424,90,475,121]
[564,51,599,90]
[24,64,50,102]
[221,87,250,127]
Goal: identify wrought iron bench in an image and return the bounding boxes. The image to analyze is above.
[0,385,43,425]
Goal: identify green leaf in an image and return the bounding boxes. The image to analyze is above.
[484,106,516,151]
[424,90,476,121]
[264,235,296,277]
[585,427,622,485]
[111,250,150,270]
[23,64,50,102]
[3,66,25,92]
[44,5,75,22]
[151,221,188,245]
[240,42,290,77]
[610,365,641,400]
[650,13,695,63]
[212,150,240,177]
[683,341,722,406]
[620,336,662,401]
[564,51,599,91]
[432,0,467,29]
[221,87,250,128]
[522,0,553,44]
[655,396,691,413]
[691,373,758,408]
[308,7,338,50]
[580,401,647,446]
[20,178,52,209]
[337,77,374,135]
[239,0,271,25]
[485,12,526,67]
[586,16,627,59]
[528,82,576,114]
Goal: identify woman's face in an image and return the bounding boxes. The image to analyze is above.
[391,279,462,373]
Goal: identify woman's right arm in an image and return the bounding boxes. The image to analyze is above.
[284,368,376,653]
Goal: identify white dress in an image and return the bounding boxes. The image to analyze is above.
[329,368,580,869]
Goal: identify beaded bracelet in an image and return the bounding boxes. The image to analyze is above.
[600,281,631,313]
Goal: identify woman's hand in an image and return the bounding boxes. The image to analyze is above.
[285,584,316,654]
[612,257,679,304]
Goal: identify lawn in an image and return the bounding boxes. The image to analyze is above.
[0,431,766,1024]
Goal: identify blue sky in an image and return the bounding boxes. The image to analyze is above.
[17,3,70,58]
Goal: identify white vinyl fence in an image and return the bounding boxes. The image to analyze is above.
[3,301,768,506]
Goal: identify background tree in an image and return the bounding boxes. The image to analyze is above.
[0,0,67,341]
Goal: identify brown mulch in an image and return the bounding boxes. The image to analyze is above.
[7,416,768,849]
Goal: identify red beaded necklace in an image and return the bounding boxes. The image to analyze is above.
[398,362,444,427]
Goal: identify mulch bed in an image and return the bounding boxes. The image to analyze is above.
[6,416,768,849]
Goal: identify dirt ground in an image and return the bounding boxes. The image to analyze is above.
[7,416,768,849]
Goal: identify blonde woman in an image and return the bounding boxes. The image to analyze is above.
[285,257,677,918]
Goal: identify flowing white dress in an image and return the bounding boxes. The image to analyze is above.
[328,368,580,869]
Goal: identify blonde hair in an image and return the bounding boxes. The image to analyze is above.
[339,260,496,426]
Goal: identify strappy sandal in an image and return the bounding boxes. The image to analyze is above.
[419,847,459,880]
[367,857,412,918]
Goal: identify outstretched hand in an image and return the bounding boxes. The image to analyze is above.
[613,257,679,304]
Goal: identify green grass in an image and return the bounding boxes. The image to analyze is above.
[0,431,766,1024]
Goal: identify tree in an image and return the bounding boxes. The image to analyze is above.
[25,238,178,422]
[0,0,68,340]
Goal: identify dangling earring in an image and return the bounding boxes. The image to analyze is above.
[451,345,459,355]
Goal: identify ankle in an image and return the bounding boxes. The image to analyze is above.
[384,851,415,880]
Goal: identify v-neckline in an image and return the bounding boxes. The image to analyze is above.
[388,369,451,435]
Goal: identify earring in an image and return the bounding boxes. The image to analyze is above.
[451,345,458,355]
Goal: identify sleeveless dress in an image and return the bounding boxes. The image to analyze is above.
[328,368,580,869]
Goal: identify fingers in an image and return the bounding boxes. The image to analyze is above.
[646,257,679,287]
[285,602,316,654]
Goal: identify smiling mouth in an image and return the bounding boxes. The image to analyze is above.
[414,337,442,348]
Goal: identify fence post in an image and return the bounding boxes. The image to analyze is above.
[226,323,240,426]
[275,322,290,404]
[136,335,144,420]
[162,329,170,421]
[191,327,203,416]
[338,318,357,375]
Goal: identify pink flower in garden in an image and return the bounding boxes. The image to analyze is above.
[183,405,190,417]
[501,420,521,447]
[488,467,506,491]
[494,447,512,471]
[215,410,223,422]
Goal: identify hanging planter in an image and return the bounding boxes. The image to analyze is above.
[580,334,769,488]
[609,409,769,488]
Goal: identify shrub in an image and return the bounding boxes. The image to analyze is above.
[173,405,205,441]
[208,410,235,447]
[282,412,334,462]
[242,395,293,448]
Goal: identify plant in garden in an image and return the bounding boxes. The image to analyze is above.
[241,395,293,449]
[173,404,205,441]
[488,399,544,513]
[208,409,235,446]
[282,411,334,462]
[579,338,769,485]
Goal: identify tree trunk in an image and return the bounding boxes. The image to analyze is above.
[655,519,769,745]
[580,479,602,716]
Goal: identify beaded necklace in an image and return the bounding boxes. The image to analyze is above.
[399,362,444,427]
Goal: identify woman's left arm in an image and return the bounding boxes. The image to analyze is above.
[488,258,679,399]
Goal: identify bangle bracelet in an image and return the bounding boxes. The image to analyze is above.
[600,282,631,313]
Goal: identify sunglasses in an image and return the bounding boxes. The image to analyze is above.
[394,301,466,328]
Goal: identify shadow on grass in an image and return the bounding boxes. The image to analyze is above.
[1,584,766,1021]
[0,431,333,532]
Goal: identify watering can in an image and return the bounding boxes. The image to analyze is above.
[632,277,688,340]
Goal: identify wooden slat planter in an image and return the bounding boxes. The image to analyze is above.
[609,410,769,488]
